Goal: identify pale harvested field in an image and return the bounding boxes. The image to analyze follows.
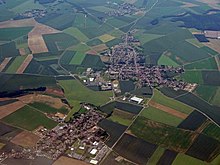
[0,18,36,28]
[16,54,33,74]
[214,55,220,71]
[203,39,220,54]
[53,156,89,165]
[149,101,188,119]
[28,35,48,54]
[18,94,67,109]
[86,49,98,55]
[0,57,12,72]
[11,131,40,148]
[45,88,64,97]
[28,22,60,54]
[92,44,108,53]
[100,55,110,63]
[19,48,26,56]
[0,101,25,119]
[181,2,198,8]
[197,0,220,9]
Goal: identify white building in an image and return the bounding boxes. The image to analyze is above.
[90,148,98,155]
[90,159,98,165]
[130,96,143,104]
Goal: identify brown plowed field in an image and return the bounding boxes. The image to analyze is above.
[0,57,12,72]
[28,23,60,54]
[92,44,108,53]
[18,94,66,109]
[45,88,64,97]
[86,49,97,55]
[19,48,26,56]
[0,101,25,119]
[149,101,188,119]
[0,18,36,28]
[204,39,220,54]
[16,54,33,74]
[53,156,89,165]
[11,131,40,148]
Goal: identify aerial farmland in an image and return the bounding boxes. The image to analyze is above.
[0,0,220,165]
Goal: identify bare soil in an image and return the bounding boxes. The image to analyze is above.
[11,131,40,148]
[149,101,188,119]
[53,156,89,165]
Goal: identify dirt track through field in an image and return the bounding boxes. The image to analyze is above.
[149,101,188,119]
[16,54,33,74]
[0,101,25,119]
[0,57,12,72]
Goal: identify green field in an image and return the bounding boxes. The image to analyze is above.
[64,27,89,42]
[181,70,204,84]
[11,0,45,13]
[99,34,115,43]
[108,109,134,126]
[184,57,218,70]
[2,106,57,131]
[158,53,179,67]
[152,89,193,114]
[194,85,217,102]
[69,51,86,65]
[147,147,165,165]
[69,43,91,53]
[5,55,26,73]
[211,87,220,106]
[141,106,183,127]
[212,154,220,165]
[29,102,68,114]
[58,79,112,106]
[172,153,209,165]
[0,27,33,41]
[89,6,114,12]
[130,116,195,152]
[203,123,220,142]
[134,31,163,45]
[186,38,204,48]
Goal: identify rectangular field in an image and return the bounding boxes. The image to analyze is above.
[98,119,127,147]
[178,111,207,131]
[64,27,89,42]
[5,56,26,73]
[156,149,178,165]
[69,51,86,65]
[2,105,58,131]
[108,109,134,126]
[113,133,157,165]
[141,106,183,127]
[130,116,196,152]
[186,134,220,162]
[152,89,193,114]
[0,101,25,119]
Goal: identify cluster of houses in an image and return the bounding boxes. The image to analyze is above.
[0,105,110,165]
[36,105,106,160]
[107,39,191,91]
[81,68,112,91]
[18,9,47,19]
[105,2,140,17]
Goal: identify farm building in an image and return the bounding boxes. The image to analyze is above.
[130,96,143,104]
